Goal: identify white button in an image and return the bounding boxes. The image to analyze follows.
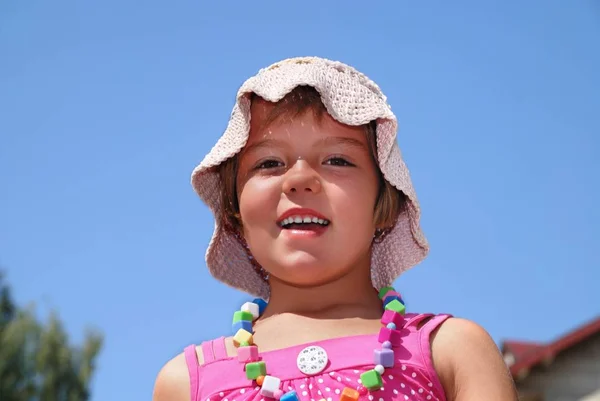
[297,345,328,375]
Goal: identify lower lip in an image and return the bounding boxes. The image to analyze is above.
[280,224,329,238]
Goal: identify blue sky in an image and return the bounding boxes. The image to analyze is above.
[1,1,599,400]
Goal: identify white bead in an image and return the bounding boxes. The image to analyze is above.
[375,365,385,374]
[260,376,281,398]
[241,302,260,319]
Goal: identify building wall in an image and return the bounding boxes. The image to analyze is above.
[516,333,600,401]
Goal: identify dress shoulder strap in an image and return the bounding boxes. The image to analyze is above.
[184,345,200,401]
[200,337,228,363]
[212,337,229,360]
[416,314,453,398]
[191,338,229,401]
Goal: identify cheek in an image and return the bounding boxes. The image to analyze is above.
[238,178,280,227]
[336,175,378,209]
[329,181,378,233]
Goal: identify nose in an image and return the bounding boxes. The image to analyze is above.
[282,160,322,194]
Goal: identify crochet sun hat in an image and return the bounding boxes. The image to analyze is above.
[191,56,428,299]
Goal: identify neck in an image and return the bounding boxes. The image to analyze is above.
[261,260,384,321]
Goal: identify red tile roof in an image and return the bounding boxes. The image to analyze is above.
[502,340,544,362]
[502,316,600,378]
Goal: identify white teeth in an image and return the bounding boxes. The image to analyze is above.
[280,215,330,227]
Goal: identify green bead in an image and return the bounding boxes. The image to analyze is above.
[385,299,406,315]
[240,341,250,347]
[233,310,254,323]
[378,286,395,300]
[245,361,267,380]
[360,369,383,390]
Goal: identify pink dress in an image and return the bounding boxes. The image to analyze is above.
[184,313,451,401]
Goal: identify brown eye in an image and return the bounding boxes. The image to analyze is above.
[255,159,283,170]
[324,157,354,167]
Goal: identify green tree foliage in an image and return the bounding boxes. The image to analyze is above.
[0,272,103,401]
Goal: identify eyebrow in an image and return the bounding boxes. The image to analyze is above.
[243,136,368,155]
[318,136,367,150]
[242,138,287,155]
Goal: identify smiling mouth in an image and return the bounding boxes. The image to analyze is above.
[279,216,330,230]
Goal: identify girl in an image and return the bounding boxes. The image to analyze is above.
[153,57,517,401]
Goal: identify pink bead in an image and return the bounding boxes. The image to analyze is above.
[381,309,405,328]
[381,290,401,301]
[356,385,368,396]
[378,327,402,347]
[273,390,284,399]
[237,345,259,363]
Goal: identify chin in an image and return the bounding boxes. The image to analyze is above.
[270,253,348,286]
[279,250,329,269]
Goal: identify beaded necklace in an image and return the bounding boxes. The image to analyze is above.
[231,286,406,401]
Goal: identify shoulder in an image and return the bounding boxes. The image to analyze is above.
[430,317,518,401]
[152,346,205,401]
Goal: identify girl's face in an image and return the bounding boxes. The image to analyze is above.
[236,99,380,288]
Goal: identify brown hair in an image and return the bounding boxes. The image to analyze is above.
[218,86,407,241]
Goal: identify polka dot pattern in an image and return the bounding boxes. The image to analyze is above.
[202,365,442,401]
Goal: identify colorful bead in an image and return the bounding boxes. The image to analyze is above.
[245,362,266,380]
[231,290,410,391]
[233,310,254,323]
[378,327,402,347]
[241,302,260,320]
[356,386,368,396]
[374,348,395,367]
[360,369,383,390]
[233,329,253,347]
[378,286,395,300]
[260,375,281,398]
[381,309,405,327]
[280,391,299,401]
[232,320,253,335]
[237,345,259,363]
[382,290,402,302]
[339,387,360,401]
[253,298,268,314]
[384,299,406,315]
[383,294,404,307]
